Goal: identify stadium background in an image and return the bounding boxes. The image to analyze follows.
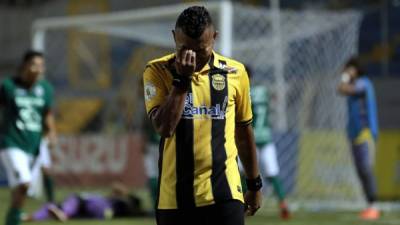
[0,0,399,224]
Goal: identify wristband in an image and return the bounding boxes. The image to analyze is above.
[172,73,192,91]
[246,175,263,191]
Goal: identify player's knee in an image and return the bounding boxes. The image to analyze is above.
[11,183,30,202]
[358,166,372,179]
[18,183,30,193]
[41,167,52,176]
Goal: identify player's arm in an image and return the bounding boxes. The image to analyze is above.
[147,50,196,137]
[43,84,57,149]
[236,123,262,216]
[337,82,358,96]
[338,78,366,96]
[236,125,259,179]
[151,88,188,137]
[235,68,262,216]
[44,110,57,149]
[235,68,259,179]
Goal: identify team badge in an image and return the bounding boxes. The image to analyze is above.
[211,74,225,91]
[144,82,156,101]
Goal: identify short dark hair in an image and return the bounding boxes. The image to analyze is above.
[175,6,213,39]
[21,50,44,64]
[344,57,365,76]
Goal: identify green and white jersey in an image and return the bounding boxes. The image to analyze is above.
[251,85,272,147]
[0,77,54,155]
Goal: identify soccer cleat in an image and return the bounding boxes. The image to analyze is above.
[360,207,380,220]
[279,202,291,220]
[48,205,68,222]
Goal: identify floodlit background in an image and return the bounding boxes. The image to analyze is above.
[0,0,399,224]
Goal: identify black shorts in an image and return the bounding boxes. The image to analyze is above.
[156,200,244,225]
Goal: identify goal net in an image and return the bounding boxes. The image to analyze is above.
[32,1,364,209]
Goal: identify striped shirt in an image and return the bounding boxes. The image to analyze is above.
[143,51,253,209]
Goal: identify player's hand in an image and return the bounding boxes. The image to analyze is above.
[244,190,262,216]
[175,49,196,77]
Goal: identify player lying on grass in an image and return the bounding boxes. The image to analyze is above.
[22,183,147,222]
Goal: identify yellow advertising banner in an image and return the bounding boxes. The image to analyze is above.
[375,130,400,199]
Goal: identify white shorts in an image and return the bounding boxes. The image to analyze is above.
[144,144,159,178]
[36,138,52,169]
[238,143,280,177]
[29,139,52,198]
[259,143,280,177]
[0,148,34,188]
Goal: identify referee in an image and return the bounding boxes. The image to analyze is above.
[143,6,262,225]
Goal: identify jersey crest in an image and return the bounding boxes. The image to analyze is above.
[211,74,226,91]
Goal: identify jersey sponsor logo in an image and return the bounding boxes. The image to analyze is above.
[218,63,238,74]
[211,74,226,91]
[15,97,45,107]
[15,88,27,96]
[144,82,156,102]
[182,93,227,120]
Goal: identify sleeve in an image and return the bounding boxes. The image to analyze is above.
[235,68,253,126]
[354,79,367,94]
[143,64,168,118]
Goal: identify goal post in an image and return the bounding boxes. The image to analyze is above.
[32,1,366,210]
[32,1,233,53]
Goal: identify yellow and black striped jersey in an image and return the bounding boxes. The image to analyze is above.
[143,51,253,209]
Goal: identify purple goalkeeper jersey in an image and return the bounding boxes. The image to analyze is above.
[33,194,112,220]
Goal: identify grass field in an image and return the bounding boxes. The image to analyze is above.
[0,187,399,225]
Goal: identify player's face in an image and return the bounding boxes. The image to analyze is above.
[173,26,217,71]
[22,56,45,84]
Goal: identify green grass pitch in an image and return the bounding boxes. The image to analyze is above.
[0,187,398,225]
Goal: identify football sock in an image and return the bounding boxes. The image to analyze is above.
[43,174,55,202]
[267,176,285,201]
[6,207,21,225]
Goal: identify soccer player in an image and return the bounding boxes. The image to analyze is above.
[337,57,379,220]
[143,6,262,225]
[246,67,290,219]
[22,183,146,222]
[0,50,56,225]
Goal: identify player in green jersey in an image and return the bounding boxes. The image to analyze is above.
[0,50,57,225]
[251,84,290,219]
[240,66,290,219]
